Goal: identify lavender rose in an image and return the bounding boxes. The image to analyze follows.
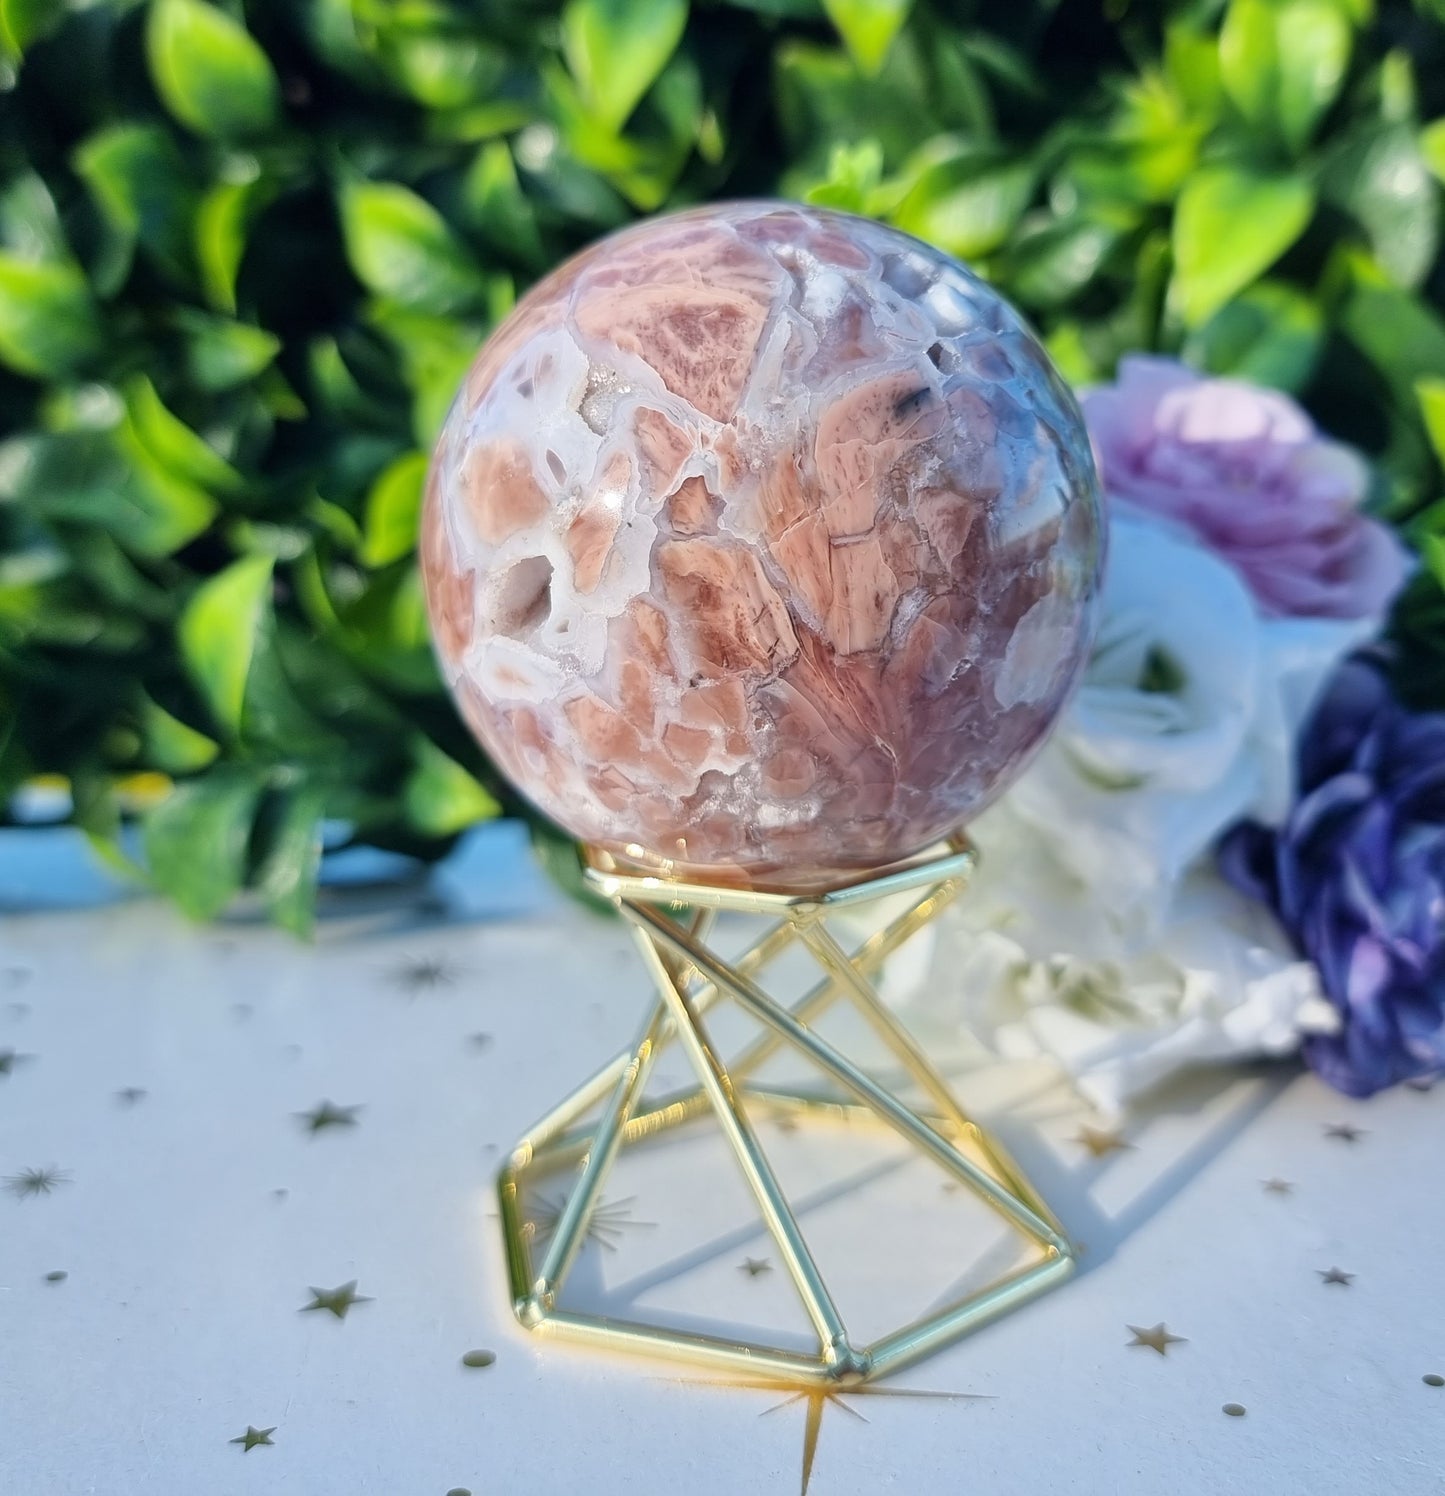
[1082,358,1409,620]
[1219,650,1445,1096]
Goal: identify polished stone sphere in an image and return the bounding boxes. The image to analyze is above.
[421,202,1103,889]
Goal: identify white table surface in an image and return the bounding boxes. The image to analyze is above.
[2,824,1442,1496]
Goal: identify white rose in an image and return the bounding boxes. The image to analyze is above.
[1003,514,1370,930]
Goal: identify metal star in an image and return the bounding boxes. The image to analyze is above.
[115,1087,147,1106]
[298,1100,362,1134]
[739,1257,773,1277]
[5,1165,71,1199]
[301,1281,372,1319]
[1324,1122,1365,1142]
[468,1032,493,1051]
[753,1380,988,1495]
[0,1048,30,1078]
[1262,1177,1294,1194]
[1074,1124,1133,1158]
[1318,1266,1355,1286]
[392,956,457,994]
[530,1193,654,1253]
[1127,1323,1186,1355]
[230,1425,275,1452]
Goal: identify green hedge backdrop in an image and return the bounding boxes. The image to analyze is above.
[1,0,1442,930]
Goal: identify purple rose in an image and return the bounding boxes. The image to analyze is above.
[1082,357,1409,620]
[1219,650,1445,1096]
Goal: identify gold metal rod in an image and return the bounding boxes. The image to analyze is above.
[542,876,966,1159]
[864,1253,1075,1380]
[514,908,788,1159]
[582,835,975,915]
[794,920,976,1132]
[532,995,670,1305]
[539,1309,838,1383]
[628,902,1067,1254]
[616,873,969,1136]
[629,921,860,1374]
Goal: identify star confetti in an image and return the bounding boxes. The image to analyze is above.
[301,1281,372,1320]
[531,1193,654,1253]
[392,956,457,994]
[1324,1122,1365,1142]
[298,1100,362,1135]
[1262,1177,1294,1194]
[1126,1323,1186,1355]
[1074,1124,1133,1158]
[5,1165,71,1199]
[115,1087,147,1106]
[0,1048,31,1078]
[230,1426,275,1452]
[659,1376,986,1496]
[739,1257,773,1277]
[1318,1267,1355,1286]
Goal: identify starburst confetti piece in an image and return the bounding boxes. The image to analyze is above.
[1074,1124,1133,1158]
[230,1426,275,1452]
[392,956,457,993]
[301,1281,372,1320]
[740,1257,772,1278]
[5,1165,71,1199]
[297,1100,362,1135]
[0,1048,31,1078]
[1126,1323,1186,1355]
[1324,1122,1365,1142]
[1262,1177,1293,1194]
[1318,1266,1355,1286]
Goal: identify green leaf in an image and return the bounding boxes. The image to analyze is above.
[142,769,261,920]
[194,175,274,313]
[891,143,1034,261]
[1324,124,1440,290]
[147,0,281,141]
[1170,167,1314,326]
[403,737,500,837]
[1182,280,1324,391]
[339,180,485,315]
[122,376,243,495]
[561,0,688,133]
[1425,120,1445,184]
[139,695,220,774]
[179,554,275,734]
[7,429,217,557]
[1418,378,1445,468]
[1219,0,1352,153]
[254,784,326,938]
[0,0,63,56]
[1006,218,1119,309]
[361,451,427,568]
[822,0,914,77]
[1339,257,1445,399]
[462,141,546,268]
[0,254,101,379]
[74,123,197,283]
[175,308,281,391]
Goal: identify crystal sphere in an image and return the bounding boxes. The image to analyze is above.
[421,202,1103,889]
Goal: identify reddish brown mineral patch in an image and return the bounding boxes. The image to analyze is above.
[463,439,549,545]
[657,539,799,678]
[666,476,722,535]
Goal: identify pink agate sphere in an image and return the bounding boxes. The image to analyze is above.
[421,202,1103,889]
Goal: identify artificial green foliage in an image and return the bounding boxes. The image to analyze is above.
[0,0,1442,925]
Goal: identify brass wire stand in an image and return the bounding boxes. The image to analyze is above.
[497,834,1075,1385]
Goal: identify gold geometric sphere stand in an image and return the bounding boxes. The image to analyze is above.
[498,833,1075,1386]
